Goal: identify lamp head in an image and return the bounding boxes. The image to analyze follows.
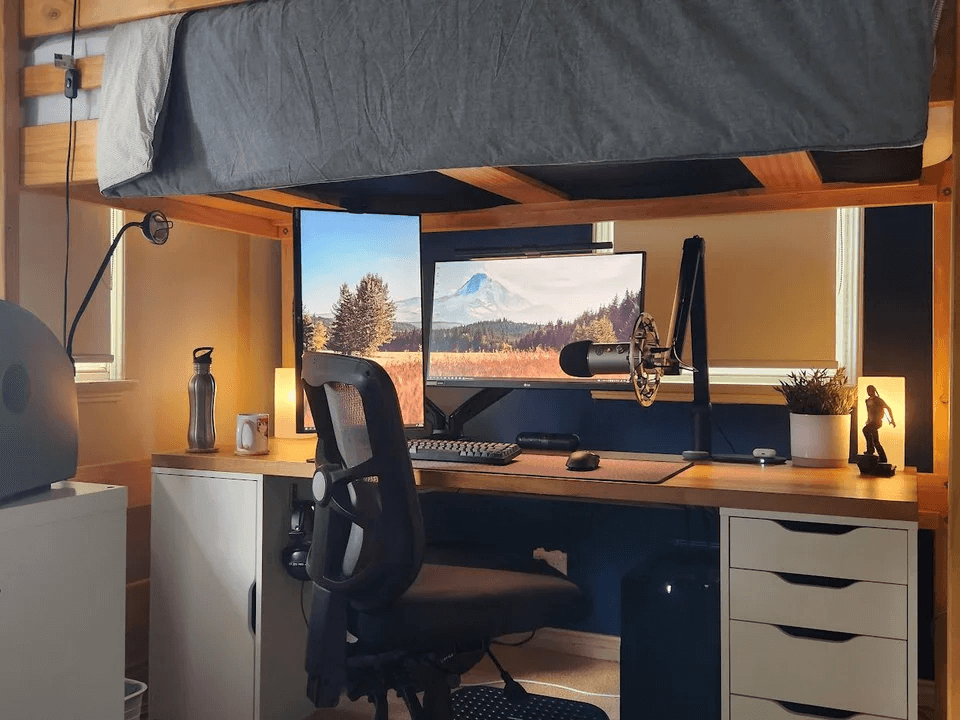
[140,211,172,245]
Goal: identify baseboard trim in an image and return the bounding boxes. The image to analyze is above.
[497,628,620,663]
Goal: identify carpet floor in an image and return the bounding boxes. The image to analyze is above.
[309,644,620,720]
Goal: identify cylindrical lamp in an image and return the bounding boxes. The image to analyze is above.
[274,368,303,438]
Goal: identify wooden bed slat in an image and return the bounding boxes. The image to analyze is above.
[22,119,97,186]
[23,0,246,37]
[438,167,569,203]
[234,189,340,211]
[421,181,939,232]
[22,55,102,97]
[739,152,823,190]
[183,194,292,224]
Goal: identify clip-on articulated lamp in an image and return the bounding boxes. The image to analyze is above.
[65,211,172,368]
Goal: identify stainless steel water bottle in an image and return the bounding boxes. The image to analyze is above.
[187,347,216,451]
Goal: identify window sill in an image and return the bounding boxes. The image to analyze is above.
[76,379,139,404]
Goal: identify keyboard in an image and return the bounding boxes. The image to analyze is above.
[407,439,522,465]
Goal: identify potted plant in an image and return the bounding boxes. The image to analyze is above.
[774,368,857,467]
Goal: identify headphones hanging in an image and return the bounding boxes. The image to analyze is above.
[281,485,315,581]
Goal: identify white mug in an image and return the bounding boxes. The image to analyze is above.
[236,413,269,455]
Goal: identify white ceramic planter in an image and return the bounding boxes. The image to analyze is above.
[789,413,852,468]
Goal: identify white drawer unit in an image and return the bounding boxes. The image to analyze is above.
[729,620,906,718]
[731,694,900,720]
[729,568,907,639]
[721,508,917,720]
[729,516,909,584]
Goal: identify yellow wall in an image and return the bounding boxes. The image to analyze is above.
[18,194,282,463]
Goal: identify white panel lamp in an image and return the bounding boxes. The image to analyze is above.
[855,376,905,477]
[274,368,300,439]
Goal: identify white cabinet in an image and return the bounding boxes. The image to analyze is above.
[0,482,127,720]
[150,469,317,720]
[721,508,917,720]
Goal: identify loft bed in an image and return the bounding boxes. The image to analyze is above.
[4,0,958,715]
[13,0,956,241]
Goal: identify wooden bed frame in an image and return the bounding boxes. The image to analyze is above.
[4,2,959,718]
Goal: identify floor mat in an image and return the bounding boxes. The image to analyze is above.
[452,686,609,719]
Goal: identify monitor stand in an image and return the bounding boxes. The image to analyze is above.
[421,389,514,440]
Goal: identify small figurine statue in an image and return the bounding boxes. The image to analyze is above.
[857,384,896,477]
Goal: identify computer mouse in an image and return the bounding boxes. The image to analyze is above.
[566,450,600,471]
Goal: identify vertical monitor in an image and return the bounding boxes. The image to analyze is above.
[426,250,646,390]
[295,210,423,431]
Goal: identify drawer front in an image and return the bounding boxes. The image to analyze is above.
[729,568,907,639]
[729,517,908,584]
[731,694,898,720]
[729,621,907,719]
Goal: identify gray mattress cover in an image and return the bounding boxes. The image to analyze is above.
[101,0,936,198]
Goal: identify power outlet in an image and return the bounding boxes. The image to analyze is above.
[533,547,568,575]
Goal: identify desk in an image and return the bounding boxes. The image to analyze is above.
[150,439,919,720]
[153,437,918,521]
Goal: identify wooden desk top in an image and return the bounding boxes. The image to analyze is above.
[152,438,918,522]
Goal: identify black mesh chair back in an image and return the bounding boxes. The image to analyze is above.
[302,351,425,610]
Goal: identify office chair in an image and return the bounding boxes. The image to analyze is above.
[301,352,591,720]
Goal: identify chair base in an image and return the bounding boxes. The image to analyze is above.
[451,687,609,720]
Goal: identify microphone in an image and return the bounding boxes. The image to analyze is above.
[559,340,634,377]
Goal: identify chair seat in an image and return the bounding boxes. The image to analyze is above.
[351,563,589,653]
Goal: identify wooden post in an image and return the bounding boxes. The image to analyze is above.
[949,0,960,713]
[0,0,19,302]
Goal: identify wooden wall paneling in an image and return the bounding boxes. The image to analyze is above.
[1,0,18,302]
[125,578,150,670]
[73,457,153,507]
[932,0,957,106]
[21,120,98,186]
[22,55,103,97]
[126,504,150,584]
[23,0,246,37]
[422,182,940,232]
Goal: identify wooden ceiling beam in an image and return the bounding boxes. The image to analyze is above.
[66,184,290,239]
[438,166,569,204]
[421,181,939,233]
[740,152,823,190]
[233,189,341,211]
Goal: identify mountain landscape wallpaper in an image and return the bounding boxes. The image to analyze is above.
[425,254,646,384]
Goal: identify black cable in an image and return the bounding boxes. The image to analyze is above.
[491,630,536,648]
[713,418,737,454]
[63,0,80,345]
[66,222,140,364]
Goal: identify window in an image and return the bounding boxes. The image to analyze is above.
[74,208,126,382]
[609,207,862,396]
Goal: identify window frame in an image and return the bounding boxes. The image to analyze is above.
[74,208,125,382]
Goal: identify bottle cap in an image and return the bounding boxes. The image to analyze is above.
[193,347,214,364]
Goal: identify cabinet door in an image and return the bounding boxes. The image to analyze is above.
[150,472,259,720]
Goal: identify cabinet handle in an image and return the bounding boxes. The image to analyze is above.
[775,700,858,719]
[773,519,857,535]
[249,582,257,635]
[773,572,858,589]
[775,625,856,643]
